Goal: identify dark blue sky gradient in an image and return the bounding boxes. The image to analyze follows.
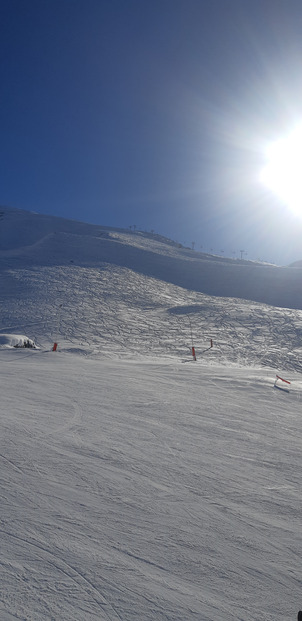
[1,0,302,264]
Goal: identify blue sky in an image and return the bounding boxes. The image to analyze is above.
[1,0,302,264]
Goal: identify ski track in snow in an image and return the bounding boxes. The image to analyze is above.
[1,352,302,620]
[1,264,302,372]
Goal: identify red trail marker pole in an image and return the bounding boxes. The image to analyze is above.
[189,318,196,361]
[274,375,291,392]
[275,374,290,384]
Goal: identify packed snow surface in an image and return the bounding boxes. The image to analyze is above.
[1,352,302,621]
[1,207,302,620]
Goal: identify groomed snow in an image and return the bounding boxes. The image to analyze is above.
[1,207,302,620]
[1,352,302,620]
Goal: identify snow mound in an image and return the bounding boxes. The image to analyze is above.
[0,334,38,349]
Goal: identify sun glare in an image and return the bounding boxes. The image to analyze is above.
[261,125,302,216]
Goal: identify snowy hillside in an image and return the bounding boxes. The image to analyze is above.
[1,206,302,620]
[1,206,302,371]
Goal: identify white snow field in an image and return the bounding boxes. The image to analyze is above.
[1,206,302,620]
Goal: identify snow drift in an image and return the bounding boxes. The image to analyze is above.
[0,333,37,349]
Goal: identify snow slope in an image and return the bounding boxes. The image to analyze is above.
[1,207,302,311]
[1,207,302,620]
[1,206,302,371]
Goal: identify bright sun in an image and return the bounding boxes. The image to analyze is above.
[261,125,302,215]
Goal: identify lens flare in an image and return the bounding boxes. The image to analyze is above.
[261,125,302,216]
